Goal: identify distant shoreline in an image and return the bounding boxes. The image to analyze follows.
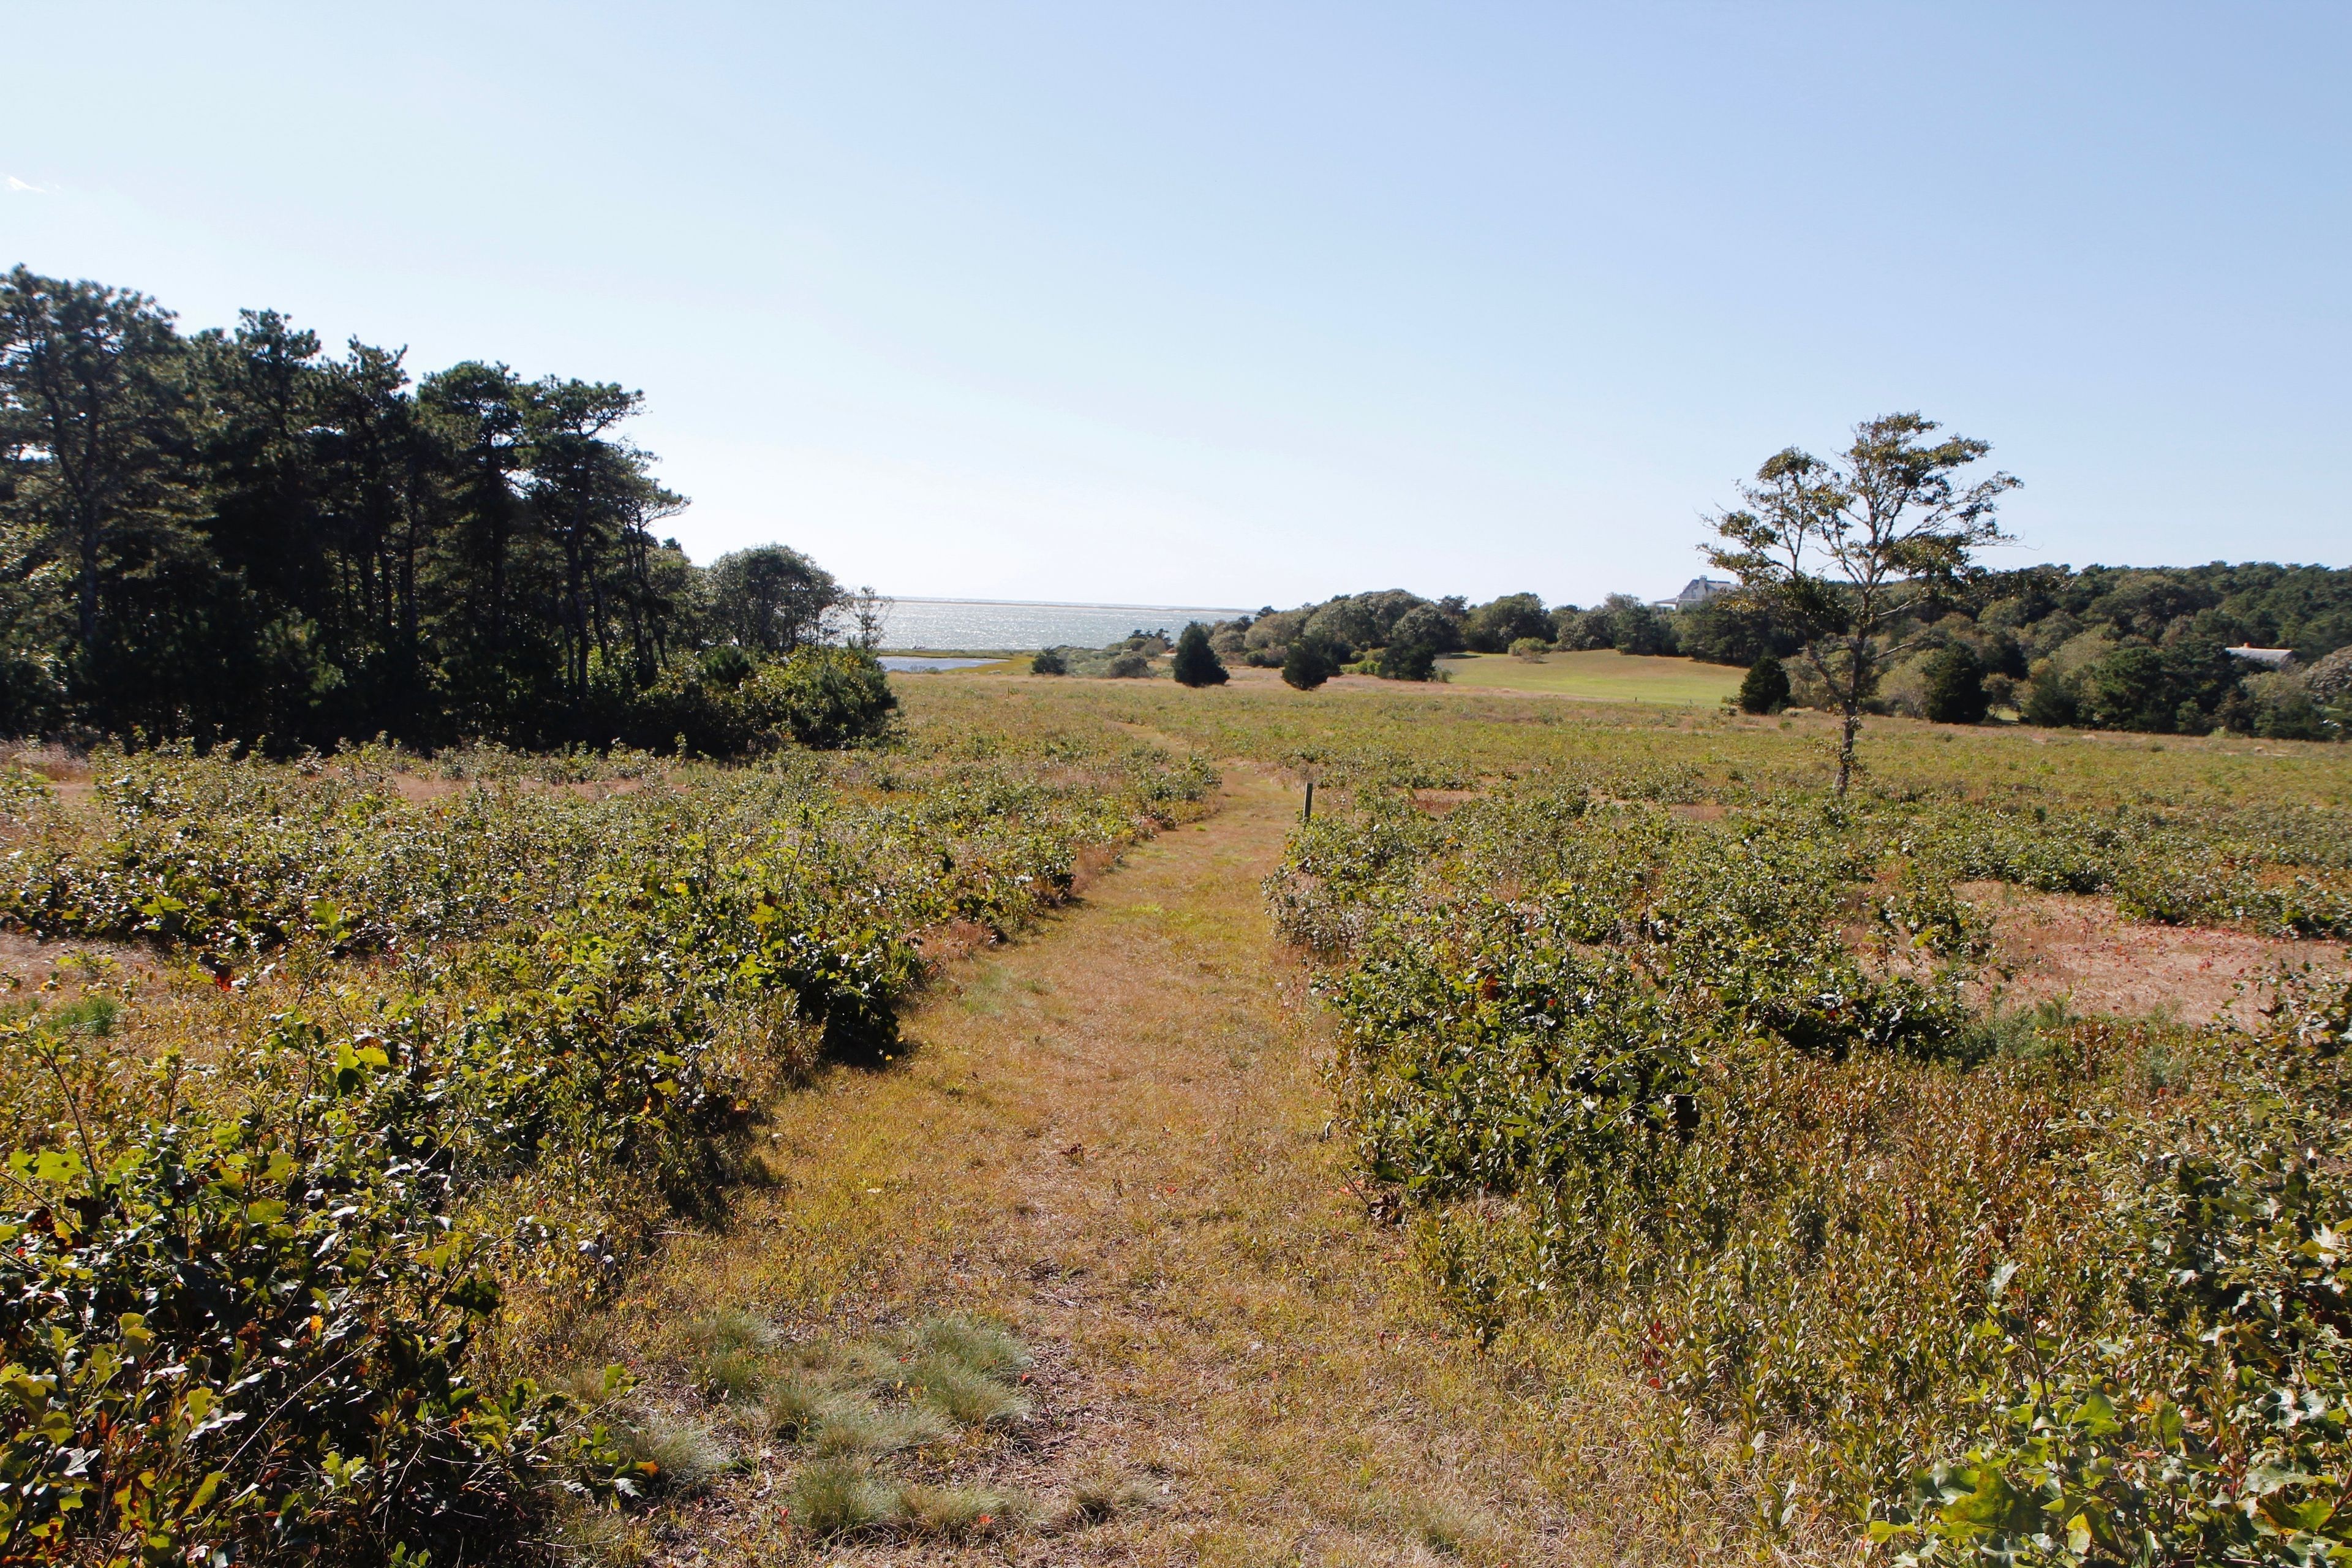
[884,595,1254,614]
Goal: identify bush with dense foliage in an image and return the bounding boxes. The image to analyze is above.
[1281,638,1340,691]
[1373,640,1439,682]
[1738,653,1791,713]
[1463,593,1550,653]
[1922,643,1991,723]
[1170,622,1229,687]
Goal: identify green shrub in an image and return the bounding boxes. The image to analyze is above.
[0,740,1204,1561]
[1170,623,1229,688]
[1282,638,1340,691]
[1028,647,1068,676]
[1921,644,1989,723]
[0,1019,630,1564]
[1374,641,1439,682]
[1739,654,1792,714]
[738,646,899,748]
[2021,670,2080,727]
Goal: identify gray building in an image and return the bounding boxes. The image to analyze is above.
[1656,576,1734,611]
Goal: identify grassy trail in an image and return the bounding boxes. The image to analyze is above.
[614,768,1691,1566]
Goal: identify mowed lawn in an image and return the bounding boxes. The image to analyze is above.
[1438,649,1741,706]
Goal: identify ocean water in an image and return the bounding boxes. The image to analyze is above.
[877,597,1251,652]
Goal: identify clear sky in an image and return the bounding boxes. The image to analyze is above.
[6,2,2345,607]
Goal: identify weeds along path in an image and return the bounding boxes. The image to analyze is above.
[612,768,1659,1566]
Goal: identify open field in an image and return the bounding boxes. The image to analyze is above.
[5,679,2351,1566]
[1439,648,1741,704]
[1434,648,1743,705]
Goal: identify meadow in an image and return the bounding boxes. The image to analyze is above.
[0,720,1213,1563]
[1434,649,1743,706]
[4,672,2349,1565]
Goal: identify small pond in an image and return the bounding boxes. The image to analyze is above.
[878,655,1000,673]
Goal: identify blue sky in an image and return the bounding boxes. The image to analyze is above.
[5,2,2345,606]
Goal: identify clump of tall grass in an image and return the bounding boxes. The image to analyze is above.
[685,1307,778,1403]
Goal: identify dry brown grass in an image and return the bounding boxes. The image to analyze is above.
[567,769,1759,1566]
[1962,880,2347,1025]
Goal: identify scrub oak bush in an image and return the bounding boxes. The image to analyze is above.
[1272,771,2352,1560]
[0,732,1213,1562]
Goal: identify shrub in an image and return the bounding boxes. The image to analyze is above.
[1553,606,1613,651]
[1921,643,1989,724]
[1389,603,1465,655]
[2020,669,2079,728]
[1738,654,1792,714]
[1373,641,1438,682]
[739,646,899,748]
[1104,651,1154,679]
[1028,647,1068,676]
[0,1022,618,1565]
[1282,638,1340,691]
[1170,624,1229,687]
[1507,636,1550,662]
[1601,594,1678,656]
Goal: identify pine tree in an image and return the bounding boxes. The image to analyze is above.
[1171,622,1228,687]
[1281,637,1337,691]
[1738,654,1791,714]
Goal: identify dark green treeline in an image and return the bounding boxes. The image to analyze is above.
[0,265,872,752]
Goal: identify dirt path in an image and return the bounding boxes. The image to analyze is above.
[603,769,1676,1566]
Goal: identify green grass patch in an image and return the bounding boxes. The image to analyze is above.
[1435,649,1739,706]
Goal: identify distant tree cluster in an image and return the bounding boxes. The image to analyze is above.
[1703,411,2351,760]
[1707,556,2352,741]
[1197,550,2352,740]
[0,266,892,753]
[1028,627,1174,679]
[1198,584,1785,690]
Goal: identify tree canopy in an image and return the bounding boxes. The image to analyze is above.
[1709,412,2019,792]
[0,266,880,753]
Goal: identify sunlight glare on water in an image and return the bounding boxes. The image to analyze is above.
[879,598,1252,652]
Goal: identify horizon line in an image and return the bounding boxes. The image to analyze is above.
[883,595,1259,614]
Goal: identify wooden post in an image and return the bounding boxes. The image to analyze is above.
[1303,778,1314,821]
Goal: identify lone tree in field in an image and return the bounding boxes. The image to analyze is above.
[1921,642,1990,725]
[1738,653,1790,714]
[1171,621,1229,687]
[1281,636,1338,691]
[1708,412,2017,795]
